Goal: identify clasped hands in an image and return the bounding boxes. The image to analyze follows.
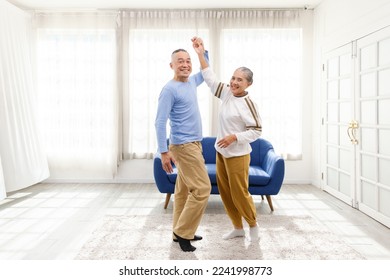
[191,36,205,54]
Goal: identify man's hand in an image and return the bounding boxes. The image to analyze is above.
[161,151,176,173]
[191,36,205,54]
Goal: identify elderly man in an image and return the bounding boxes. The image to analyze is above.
[155,37,211,252]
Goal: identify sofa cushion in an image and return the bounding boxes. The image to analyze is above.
[248,166,271,185]
[167,164,270,186]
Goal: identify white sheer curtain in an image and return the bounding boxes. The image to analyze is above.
[0,0,49,194]
[220,28,302,159]
[121,10,213,159]
[0,156,5,200]
[122,9,306,159]
[34,12,119,180]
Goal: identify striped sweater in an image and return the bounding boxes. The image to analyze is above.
[201,67,262,158]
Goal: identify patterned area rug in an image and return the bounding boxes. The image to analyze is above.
[76,214,364,260]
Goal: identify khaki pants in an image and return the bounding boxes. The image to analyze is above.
[170,142,211,239]
[216,152,257,228]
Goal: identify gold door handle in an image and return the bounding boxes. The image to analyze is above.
[347,120,359,145]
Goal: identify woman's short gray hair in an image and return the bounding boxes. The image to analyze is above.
[236,67,253,84]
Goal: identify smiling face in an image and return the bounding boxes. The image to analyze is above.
[170,49,192,82]
[230,68,253,97]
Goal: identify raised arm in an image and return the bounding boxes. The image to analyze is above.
[192,36,209,70]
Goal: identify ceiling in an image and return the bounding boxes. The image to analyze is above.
[7,0,324,10]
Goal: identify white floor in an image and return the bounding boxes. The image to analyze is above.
[0,183,389,260]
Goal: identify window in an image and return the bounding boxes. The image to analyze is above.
[220,28,302,158]
[125,29,210,158]
[126,28,302,159]
[36,28,118,177]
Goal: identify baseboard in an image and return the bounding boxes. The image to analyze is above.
[42,178,315,186]
[42,178,155,184]
[282,179,313,185]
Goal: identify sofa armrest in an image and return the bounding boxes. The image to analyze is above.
[261,149,285,194]
[153,153,175,194]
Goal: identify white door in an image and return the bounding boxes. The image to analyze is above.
[322,26,390,228]
[322,43,356,206]
[356,26,390,227]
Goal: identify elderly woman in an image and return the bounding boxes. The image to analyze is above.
[192,37,262,242]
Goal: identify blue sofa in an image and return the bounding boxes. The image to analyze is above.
[153,137,285,211]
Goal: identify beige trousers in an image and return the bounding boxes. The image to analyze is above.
[170,142,211,239]
[216,152,257,228]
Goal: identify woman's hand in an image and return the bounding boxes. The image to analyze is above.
[217,134,237,148]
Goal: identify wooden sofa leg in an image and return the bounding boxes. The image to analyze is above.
[261,195,264,200]
[164,193,172,209]
[265,195,274,211]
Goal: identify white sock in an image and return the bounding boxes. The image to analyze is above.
[222,229,245,240]
[249,224,259,241]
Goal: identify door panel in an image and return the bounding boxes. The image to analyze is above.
[322,43,355,205]
[378,37,390,65]
[379,99,390,124]
[360,128,376,153]
[379,130,390,155]
[322,26,390,228]
[378,69,390,94]
[356,26,390,228]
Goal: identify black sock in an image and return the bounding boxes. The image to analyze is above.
[173,232,196,252]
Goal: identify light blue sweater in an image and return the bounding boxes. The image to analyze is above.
[155,52,209,153]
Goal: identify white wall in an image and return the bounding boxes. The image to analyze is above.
[115,160,154,183]
[311,0,390,188]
